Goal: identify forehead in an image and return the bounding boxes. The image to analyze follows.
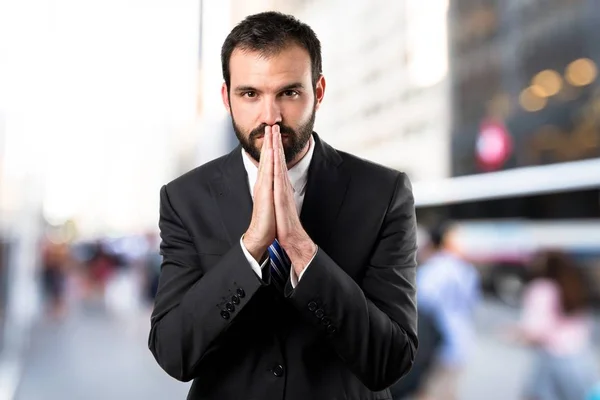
[229,44,312,88]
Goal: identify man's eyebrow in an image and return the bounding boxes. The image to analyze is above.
[278,82,305,91]
[233,83,305,92]
[233,85,259,92]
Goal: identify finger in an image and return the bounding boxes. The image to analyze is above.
[263,127,274,191]
[274,126,292,192]
[260,126,273,198]
[273,129,284,211]
[263,125,272,160]
[272,128,295,220]
[265,125,273,151]
[273,126,284,180]
[260,148,273,197]
[274,125,284,168]
[275,141,294,223]
[257,126,271,184]
[256,126,268,174]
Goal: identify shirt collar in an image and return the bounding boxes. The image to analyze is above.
[241,134,315,195]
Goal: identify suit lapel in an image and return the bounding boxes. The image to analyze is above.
[210,147,254,244]
[300,133,350,249]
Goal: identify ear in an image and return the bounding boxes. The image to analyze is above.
[221,82,231,113]
[314,75,326,111]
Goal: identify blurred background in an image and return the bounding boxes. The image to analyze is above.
[1,0,599,399]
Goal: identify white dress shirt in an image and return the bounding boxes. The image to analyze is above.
[239,135,316,288]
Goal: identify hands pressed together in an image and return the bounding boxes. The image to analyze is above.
[242,125,317,278]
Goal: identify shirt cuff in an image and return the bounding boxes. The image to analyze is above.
[290,246,318,288]
[240,235,269,278]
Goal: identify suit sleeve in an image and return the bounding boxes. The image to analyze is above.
[285,172,418,391]
[148,185,266,382]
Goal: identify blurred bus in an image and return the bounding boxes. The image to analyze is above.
[447,219,600,306]
[413,159,600,306]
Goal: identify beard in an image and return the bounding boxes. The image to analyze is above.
[230,105,316,164]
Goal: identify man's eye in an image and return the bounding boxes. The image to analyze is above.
[243,91,257,98]
[283,90,299,97]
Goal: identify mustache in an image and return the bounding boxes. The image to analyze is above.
[249,123,296,140]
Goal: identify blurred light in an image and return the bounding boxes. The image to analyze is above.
[520,87,547,112]
[476,119,512,171]
[532,70,562,97]
[566,58,597,87]
[530,84,549,98]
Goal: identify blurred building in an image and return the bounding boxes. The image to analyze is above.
[20,0,201,238]
[416,0,600,305]
[450,0,600,176]
[0,0,45,362]
[417,0,600,213]
[0,0,201,381]
[420,0,600,218]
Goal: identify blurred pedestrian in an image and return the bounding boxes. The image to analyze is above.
[40,235,70,320]
[86,240,117,300]
[410,222,481,400]
[141,231,161,306]
[508,250,599,400]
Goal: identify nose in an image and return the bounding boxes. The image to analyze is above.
[261,97,282,126]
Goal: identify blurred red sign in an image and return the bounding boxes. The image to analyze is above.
[476,119,513,171]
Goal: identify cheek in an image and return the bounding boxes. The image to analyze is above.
[286,99,314,125]
[232,102,258,127]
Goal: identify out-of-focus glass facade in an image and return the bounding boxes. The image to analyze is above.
[449,0,600,176]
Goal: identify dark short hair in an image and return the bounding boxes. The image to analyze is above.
[221,11,322,91]
[428,221,452,249]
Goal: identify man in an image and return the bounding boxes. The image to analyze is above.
[148,11,418,400]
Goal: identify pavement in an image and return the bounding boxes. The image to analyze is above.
[12,302,190,400]
[2,298,598,400]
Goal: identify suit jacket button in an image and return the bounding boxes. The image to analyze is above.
[220,310,230,320]
[315,309,324,319]
[321,317,331,326]
[308,301,318,311]
[272,364,284,377]
[327,324,337,334]
[226,302,235,312]
[237,288,246,298]
[231,295,240,305]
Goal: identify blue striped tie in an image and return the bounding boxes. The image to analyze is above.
[268,239,291,290]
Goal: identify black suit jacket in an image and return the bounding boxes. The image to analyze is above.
[149,133,418,400]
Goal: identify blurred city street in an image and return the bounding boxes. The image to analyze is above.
[7,297,599,400]
[13,301,191,400]
[465,300,600,400]
[2,0,600,399]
